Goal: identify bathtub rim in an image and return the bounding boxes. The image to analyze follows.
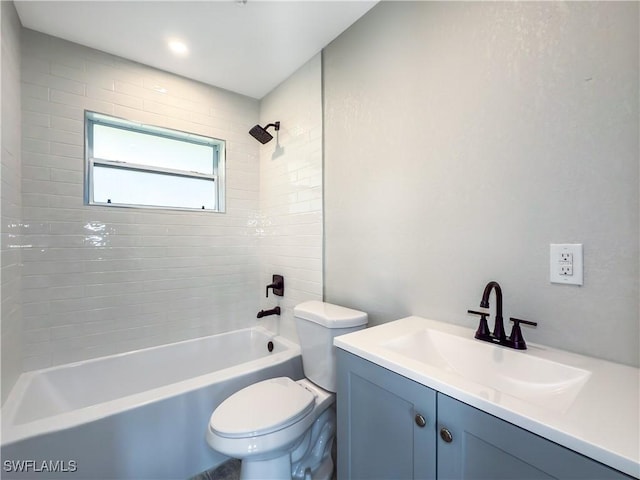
[1,326,301,446]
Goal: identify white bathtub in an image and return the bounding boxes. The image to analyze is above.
[1,327,303,479]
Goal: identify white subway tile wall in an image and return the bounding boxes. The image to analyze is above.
[1,1,24,403]
[19,30,263,369]
[257,55,323,342]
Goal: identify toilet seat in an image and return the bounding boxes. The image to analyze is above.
[210,377,315,439]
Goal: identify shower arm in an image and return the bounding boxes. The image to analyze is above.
[264,122,280,132]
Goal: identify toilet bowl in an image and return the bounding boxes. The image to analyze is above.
[206,301,367,480]
[207,378,334,479]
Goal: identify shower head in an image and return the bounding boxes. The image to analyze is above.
[249,121,280,144]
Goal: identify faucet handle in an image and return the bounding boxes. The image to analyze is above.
[510,317,537,327]
[507,317,538,350]
[468,309,491,340]
[265,274,284,297]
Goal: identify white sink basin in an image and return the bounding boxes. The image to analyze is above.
[382,327,591,413]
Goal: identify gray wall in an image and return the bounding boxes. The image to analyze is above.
[1,0,23,404]
[323,2,639,366]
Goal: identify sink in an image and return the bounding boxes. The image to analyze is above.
[382,327,591,413]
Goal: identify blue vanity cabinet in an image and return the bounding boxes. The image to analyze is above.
[437,393,632,480]
[336,349,437,480]
[336,349,634,480]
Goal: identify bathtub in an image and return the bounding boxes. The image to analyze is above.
[1,327,303,479]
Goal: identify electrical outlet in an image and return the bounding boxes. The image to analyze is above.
[560,264,573,276]
[560,252,573,263]
[550,244,583,285]
[559,252,573,276]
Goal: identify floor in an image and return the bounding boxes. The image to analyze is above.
[189,459,241,480]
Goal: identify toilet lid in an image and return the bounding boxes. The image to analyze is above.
[210,377,315,438]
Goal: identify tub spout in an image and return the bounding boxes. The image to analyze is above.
[257,306,281,318]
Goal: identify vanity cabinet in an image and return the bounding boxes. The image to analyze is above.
[336,349,437,480]
[436,392,632,479]
[336,349,633,480]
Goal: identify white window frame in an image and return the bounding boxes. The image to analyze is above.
[84,111,226,212]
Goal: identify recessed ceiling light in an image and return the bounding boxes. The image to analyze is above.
[168,39,188,56]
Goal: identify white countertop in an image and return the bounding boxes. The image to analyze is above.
[334,316,640,478]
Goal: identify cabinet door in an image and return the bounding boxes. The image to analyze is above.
[437,393,632,480]
[337,349,437,480]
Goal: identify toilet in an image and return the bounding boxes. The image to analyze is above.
[206,301,367,480]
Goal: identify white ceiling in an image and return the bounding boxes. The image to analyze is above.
[14,1,377,99]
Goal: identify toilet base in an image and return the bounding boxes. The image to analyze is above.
[291,407,335,480]
[240,453,291,480]
[238,449,333,480]
[236,407,336,480]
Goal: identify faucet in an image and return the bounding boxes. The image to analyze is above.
[468,281,538,350]
[257,306,281,318]
[480,281,506,342]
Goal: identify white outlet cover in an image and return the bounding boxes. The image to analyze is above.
[550,244,583,285]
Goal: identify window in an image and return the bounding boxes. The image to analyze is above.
[84,111,225,212]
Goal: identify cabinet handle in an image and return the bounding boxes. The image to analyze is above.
[415,414,427,428]
[440,427,453,443]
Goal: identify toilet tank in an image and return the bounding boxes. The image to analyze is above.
[294,301,367,392]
